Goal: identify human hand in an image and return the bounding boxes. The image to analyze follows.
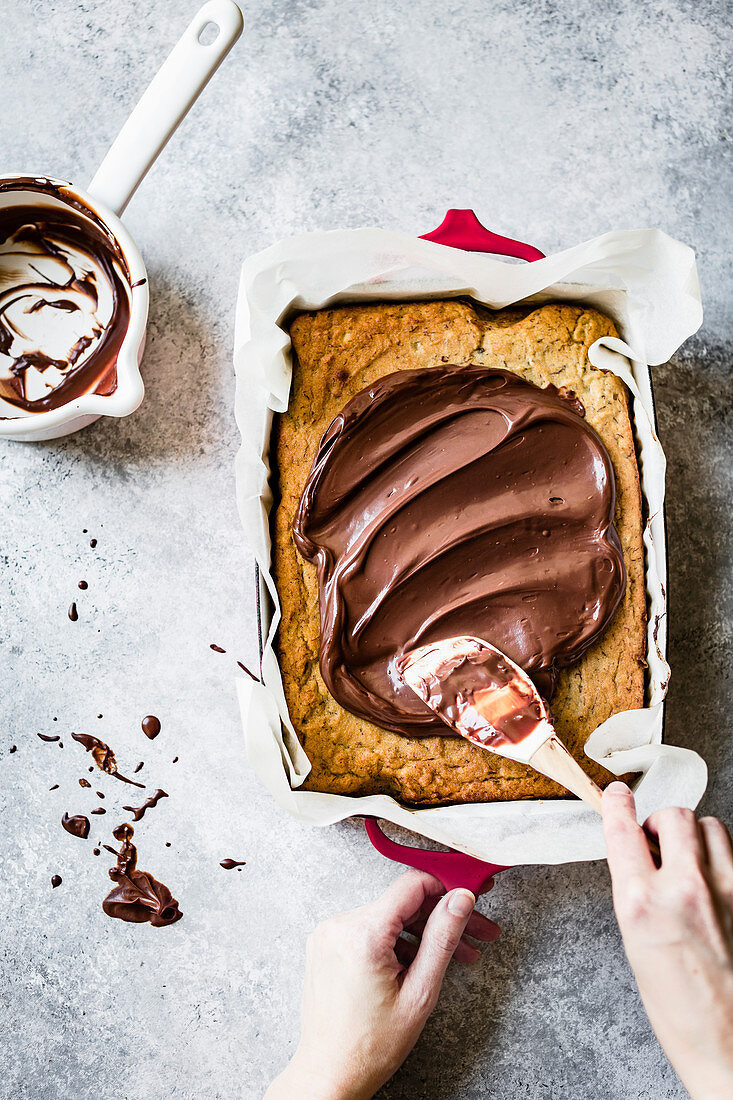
[603,782,733,1100]
[264,869,500,1100]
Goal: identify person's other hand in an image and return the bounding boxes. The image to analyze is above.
[603,782,733,1100]
[265,869,500,1100]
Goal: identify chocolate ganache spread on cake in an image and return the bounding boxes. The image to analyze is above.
[0,184,130,414]
[293,365,626,736]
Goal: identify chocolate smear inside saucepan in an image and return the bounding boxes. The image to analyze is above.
[61,812,90,839]
[71,732,145,788]
[102,823,182,927]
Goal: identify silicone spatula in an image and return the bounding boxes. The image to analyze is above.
[395,635,603,812]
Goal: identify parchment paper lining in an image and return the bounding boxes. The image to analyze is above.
[233,226,707,865]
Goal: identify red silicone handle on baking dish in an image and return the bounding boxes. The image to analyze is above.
[363,210,544,893]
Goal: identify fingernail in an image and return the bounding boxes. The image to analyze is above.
[605,781,631,797]
[447,889,475,917]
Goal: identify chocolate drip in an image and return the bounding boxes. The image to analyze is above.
[102,823,182,927]
[51,875,62,889]
[294,366,626,735]
[61,812,90,839]
[68,602,78,621]
[71,732,145,788]
[122,789,168,822]
[37,732,60,743]
[236,661,260,682]
[91,807,106,815]
[220,859,246,870]
[79,778,91,787]
[210,644,226,653]
[141,715,161,740]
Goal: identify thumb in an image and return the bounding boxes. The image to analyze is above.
[401,889,475,1016]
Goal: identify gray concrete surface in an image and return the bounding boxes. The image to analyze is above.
[1,0,731,1097]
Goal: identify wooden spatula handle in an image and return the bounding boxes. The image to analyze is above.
[528,734,604,813]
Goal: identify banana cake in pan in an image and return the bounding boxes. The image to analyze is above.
[271,300,646,806]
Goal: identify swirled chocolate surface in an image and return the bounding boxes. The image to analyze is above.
[293,365,626,736]
[0,179,131,414]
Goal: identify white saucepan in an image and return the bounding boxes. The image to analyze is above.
[0,0,243,442]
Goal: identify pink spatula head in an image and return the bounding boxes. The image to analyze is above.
[396,636,603,812]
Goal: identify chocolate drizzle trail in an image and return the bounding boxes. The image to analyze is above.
[61,812,90,839]
[220,859,246,870]
[294,366,626,735]
[0,181,131,414]
[122,789,168,822]
[141,715,161,740]
[71,732,145,788]
[102,823,182,926]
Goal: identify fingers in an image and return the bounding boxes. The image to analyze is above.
[603,782,656,879]
[405,907,500,944]
[645,806,706,870]
[400,889,476,1015]
[368,869,444,935]
[699,817,733,886]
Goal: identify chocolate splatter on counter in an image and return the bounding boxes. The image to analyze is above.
[172,756,178,764]
[102,824,182,927]
[237,661,260,682]
[9,744,17,753]
[71,732,145,788]
[134,761,144,773]
[89,538,97,548]
[91,807,106,815]
[220,859,246,870]
[68,602,78,621]
[122,789,168,822]
[49,784,59,791]
[37,733,60,743]
[79,777,91,788]
[62,812,90,839]
[78,580,88,590]
[51,875,62,889]
[141,715,161,740]
[210,644,226,653]
[96,791,105,798]
[93,848,100,856]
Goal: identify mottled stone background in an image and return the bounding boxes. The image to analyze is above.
[1,1,731,1097]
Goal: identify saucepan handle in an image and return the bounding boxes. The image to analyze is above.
[420,209,545,262]
[88,0,244,216]
[364,818,508,896]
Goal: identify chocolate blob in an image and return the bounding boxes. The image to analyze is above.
[294,366,626,735]
[102,823,182,927]
[61,812,90,839]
